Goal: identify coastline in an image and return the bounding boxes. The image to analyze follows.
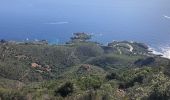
[1,38,170,59]
[149,46,170,59]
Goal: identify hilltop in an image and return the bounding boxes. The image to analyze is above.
[0,33,170,100]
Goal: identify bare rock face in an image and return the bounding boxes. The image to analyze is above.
[80,64,91,71]
[31,63,40,68]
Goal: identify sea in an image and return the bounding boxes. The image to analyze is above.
[0,0,170,58]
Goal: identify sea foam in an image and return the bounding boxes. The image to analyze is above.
[161,47,170,59]
[149,46,170,59]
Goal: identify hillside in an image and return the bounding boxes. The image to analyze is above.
[0,33,170,100]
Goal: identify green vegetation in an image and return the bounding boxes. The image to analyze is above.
[0,33,170,100]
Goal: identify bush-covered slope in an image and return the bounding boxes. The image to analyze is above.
[0,33,170,100]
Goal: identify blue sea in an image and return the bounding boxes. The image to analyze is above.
[0,0,170,58]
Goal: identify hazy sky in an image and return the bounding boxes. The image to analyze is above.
[0,0,170,45]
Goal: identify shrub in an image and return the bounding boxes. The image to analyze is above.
[118,75,144,89]
[74,43,104,61]
[54,82,74,97]
[77,75,102,90]
[0,88,26,100]
[134,57,155,66]
[148,88,170,100]
[106,73,117,80]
